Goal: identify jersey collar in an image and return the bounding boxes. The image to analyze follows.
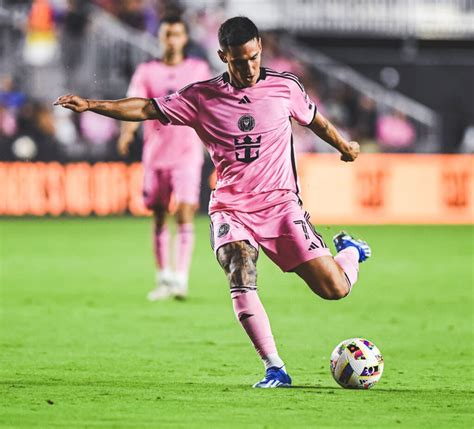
[222,67,267,88]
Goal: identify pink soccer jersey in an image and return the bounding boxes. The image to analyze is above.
[153,68,317,213]
[127,57,211,169]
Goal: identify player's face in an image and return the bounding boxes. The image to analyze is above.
[159,22,188,56]
[218,38,262,88]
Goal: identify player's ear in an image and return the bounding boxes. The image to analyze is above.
[257,37,262,51]
[218,49,227,63]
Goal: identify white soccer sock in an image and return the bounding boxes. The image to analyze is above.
[262,353,285,370]
[174,272,188,287]
[157,268,174,286]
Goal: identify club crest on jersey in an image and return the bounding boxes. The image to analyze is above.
[234,135,261,163]
[238,114,255,132]
[217,223,230,238]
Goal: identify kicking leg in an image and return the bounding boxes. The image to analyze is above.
[217,241,291,388]
[294,255,353,300]
[294,232,371,300]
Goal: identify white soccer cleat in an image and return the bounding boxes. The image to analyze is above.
[147,270,175,301]
[146,285,174,301]
[172,272,189,300]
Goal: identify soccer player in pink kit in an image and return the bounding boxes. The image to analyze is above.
[117,16,211,300]
[55,17,371,388]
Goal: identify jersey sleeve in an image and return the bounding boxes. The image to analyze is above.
[127,64,149,98]
[287,76,317,126]
[153,85,198,127]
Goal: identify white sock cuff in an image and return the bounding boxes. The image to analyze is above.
[262,353,285,370]
[174,272,188,285]
[158,269,174,282]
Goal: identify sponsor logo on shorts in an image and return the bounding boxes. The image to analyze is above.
[237,114,255,132]
[217,223,230,238]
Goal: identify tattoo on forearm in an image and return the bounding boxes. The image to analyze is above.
[217,241,258,288]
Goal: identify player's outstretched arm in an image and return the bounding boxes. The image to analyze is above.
[307,111,360,162]
[53,94,166,122]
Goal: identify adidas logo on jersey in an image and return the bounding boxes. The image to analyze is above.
[238,96,251,104]
[308,242,319,251]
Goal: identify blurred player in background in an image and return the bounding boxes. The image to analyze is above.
[118,16,211,301]
[55,17,371,389]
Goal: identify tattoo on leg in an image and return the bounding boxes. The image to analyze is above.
[217,241,258,289]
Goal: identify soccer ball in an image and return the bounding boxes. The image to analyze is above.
[330,338,384,389]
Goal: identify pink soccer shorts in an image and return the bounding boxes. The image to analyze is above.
[210,199,331,272]
[142,164,202,209]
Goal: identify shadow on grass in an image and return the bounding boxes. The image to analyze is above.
[291,385,474,394]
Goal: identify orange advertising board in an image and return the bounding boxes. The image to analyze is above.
[0,162,151,217]
[0,155,473,224]
[298,154,473,224]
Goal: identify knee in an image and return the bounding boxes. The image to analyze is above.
[175,204,195,224]
[310,278,349,301]
[217,242,258,287]
[325,285,349,300]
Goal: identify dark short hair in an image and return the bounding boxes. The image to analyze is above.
[218,16,259,49]
[160,15,188,34]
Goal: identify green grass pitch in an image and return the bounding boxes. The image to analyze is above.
[1,218,472,428]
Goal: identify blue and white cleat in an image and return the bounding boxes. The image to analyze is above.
[252,367,292,388]
[333,231,372,263]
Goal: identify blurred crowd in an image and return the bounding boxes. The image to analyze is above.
[0,0,436,163]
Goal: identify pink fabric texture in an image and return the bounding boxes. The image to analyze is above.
[142,164,202,209]
[127,58,211,169]
[231,289,277,358]
[153,225,169,270]
[175,223,195,275]
[210,199,331,272]
[154,67,317,214]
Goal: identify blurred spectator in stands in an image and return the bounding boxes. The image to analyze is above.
[60,0,90,75]
[0,75,24,156]
[79,111,118,146]
[93,0,116,14]
[354,95,378,152]
[10,100,58,161]
[262,32,305,76]
[53,106,78,147]
[376,110,416,152]
[292,123,318,154]
[0,103,17,161]
[23,0,59,66]
[459,125,474,153]
[324,81,357,133]
[186,6,225,71]
[0,104,17,138]
[117,0,147,31]
[0,75,26,111]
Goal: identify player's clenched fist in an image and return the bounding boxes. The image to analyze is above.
[53,94,89,113]
[340,141,360,162]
